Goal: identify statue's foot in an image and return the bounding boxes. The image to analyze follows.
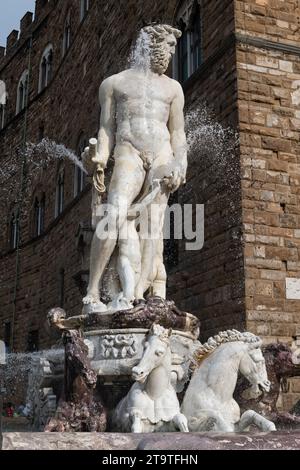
[108,293,134,312]
[82,294,107,314]
[83,294,100,305]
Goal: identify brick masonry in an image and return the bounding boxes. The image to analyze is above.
[0,0,299,409]
[236,0,300,409]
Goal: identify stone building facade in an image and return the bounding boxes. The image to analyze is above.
[0,0,299,407]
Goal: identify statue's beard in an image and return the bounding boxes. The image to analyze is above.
[150,48,171,75]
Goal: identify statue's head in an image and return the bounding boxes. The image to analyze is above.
[141,24,182,75]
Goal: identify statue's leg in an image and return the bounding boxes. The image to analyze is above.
[117,253,136,301]
[173,413,189,432]
[85,155,145,303]
[152,239,167,298]
[189,411,234,432]
[130,409,144,433]
[135,190,169,299]
[238,410,276,432]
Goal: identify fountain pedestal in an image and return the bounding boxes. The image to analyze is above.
[43,298,200,432]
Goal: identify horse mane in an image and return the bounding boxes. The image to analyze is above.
[149,324,171,344]
[191,329,262,370]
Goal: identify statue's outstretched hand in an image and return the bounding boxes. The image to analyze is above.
[81,138,106,177]
[164,165,186,193]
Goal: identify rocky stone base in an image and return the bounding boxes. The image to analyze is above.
[3,432,300,450]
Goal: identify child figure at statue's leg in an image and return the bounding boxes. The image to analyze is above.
[113,180,162,309]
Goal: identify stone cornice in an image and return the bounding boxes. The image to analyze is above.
[235,33,300,57]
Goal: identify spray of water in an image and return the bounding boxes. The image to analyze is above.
[25,138,87,174]
[129,29,152,71]
[0,138,87,205]
[1,349,63,402]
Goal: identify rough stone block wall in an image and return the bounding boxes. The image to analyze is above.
[236,0,300,408]
[235,0,300,45]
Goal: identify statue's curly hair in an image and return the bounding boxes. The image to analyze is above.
[142,24,182,41]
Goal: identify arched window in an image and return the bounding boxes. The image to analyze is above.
[16,70,29,114]
[34,194,45,237]
[55,167,64,217]
[74,134,87,197]
[63,10,71,56]
[80,0,90,21]
[10,210,19,250]
[39,44,53,92]
[173,1,203,82]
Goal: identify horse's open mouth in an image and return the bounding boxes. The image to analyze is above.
[132,372,148,383]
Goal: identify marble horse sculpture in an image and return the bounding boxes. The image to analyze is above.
[112,324,189,433]
[182,330,276,432]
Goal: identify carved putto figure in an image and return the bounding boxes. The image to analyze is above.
[182,330,276,432]
[112,324,189,433]
[82,24,187,313]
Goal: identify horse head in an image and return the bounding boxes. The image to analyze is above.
[239,343,271,396]
[132,324,172,383]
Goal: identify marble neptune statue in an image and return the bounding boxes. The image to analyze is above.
[82,24,187,312]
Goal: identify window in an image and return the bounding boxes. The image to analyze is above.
[34,195,45,237]
[74,134,87,197]
[4,322,11,354]
[80,0,89,21]
[173,1,203,82]
[0,104,5,129]
[63,11,71,56]
[16,70,29,114]
[38,123,45,141]
[27,330,39,352]
[39,44,53,92]
[59,268,65,307]
[10,210,19,250]
[190,6,202,74]
[55,167,64,217]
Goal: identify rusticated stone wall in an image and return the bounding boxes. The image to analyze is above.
[236,0,300,408]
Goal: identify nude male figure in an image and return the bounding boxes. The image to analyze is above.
[83,24,187,311]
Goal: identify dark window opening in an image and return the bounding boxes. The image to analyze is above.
[4,322,11,353]
[74,135,87,196]
[80,0,90,21]
[59,268,65,307]
[34,195,45,237]
[190,5,202,75]
[27,330,39,352]
[0,104,5,129]
[41,57,47,90]
[56,170,64,216]
[63,12,71,56]
[178,25,189,83]
[38,123,45,141]
[10,212,19,250]
[175,3,203,82]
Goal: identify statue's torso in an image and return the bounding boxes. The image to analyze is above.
[113,70,176,155]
